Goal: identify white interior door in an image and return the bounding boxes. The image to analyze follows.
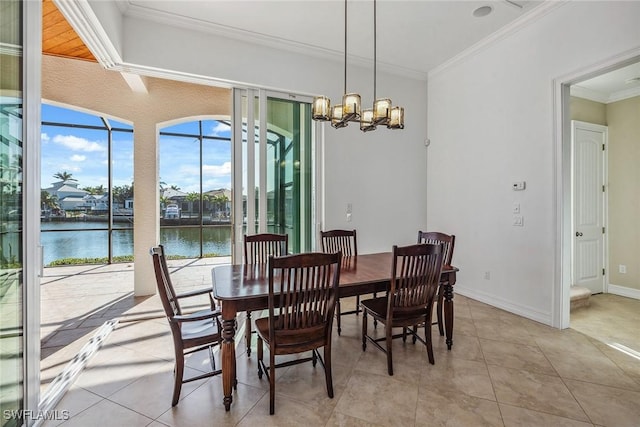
[572,120,607,294]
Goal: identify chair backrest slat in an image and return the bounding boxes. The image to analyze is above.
[417,231,455,266]
[244,233,288,265]
[151,245,182,317]
[268,252,341,333]
[389,243,444,316]
[320,229,357,257]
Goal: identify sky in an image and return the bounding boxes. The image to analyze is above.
[41,103,232,193]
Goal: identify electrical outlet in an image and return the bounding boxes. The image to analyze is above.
[619,264,627,274]
[346,213,352,222]
[484,271,491,280]
[512,215,524,226]
[512,202,520,214]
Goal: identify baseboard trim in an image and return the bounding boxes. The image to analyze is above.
[454,285,552,326]
[608,284,640,300]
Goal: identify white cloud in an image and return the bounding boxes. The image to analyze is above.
[41,133,50,143]
[211,122,231,136]
[53,134,106,152]
[59,164,82,173]
[203,162,231,176]
[179,162,231,178]
[70,154,86,162]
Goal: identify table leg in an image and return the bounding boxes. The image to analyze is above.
[221,311,237,411]
[443,282,454,350]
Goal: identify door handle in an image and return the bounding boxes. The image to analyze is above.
[575,232,583,237]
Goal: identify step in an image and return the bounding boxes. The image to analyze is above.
[570,286,591,310]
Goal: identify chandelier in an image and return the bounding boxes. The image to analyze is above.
[312,0,404,131]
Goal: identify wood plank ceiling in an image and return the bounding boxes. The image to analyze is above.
[42,0,96,62]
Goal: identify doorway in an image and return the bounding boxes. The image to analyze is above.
[231,89,316,262]
[557,55,640,328]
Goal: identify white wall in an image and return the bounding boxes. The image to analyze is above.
[88,9,429,261]
[426,2,640,325]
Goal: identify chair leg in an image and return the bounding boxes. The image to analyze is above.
[172,351,184,406]
[336,300,342,335]
[257,336,264,379]
[355,295,360,314]
[386,324,394,376]
[324,345,334,398]
[269,347,276,415]
[361,311,368,351]
[424,311,435,365]
[246,311,252,356]
[437,287,445,336]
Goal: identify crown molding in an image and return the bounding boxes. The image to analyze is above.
[53,0,122,68]
[570,85,608,103]
[571,84,640,104]
[121,1,427,81]
[607,86,640,103]
[428,1,567,80]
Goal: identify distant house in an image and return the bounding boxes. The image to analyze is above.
[43,180,110,213]
[83,194,109,211]
[43,180,89,212]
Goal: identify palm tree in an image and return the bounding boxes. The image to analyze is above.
[112,184,133,208]
[212,193,229,219]
[82,185,105,195]
[53,171,74,182]
[185,192,200,217]
[41,190,59,211]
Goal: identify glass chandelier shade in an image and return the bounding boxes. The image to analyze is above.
[342,93,361,120]
[360,108,375,131]
[388,106,404,129]
[312,96,331,121]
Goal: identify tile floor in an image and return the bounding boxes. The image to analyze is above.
[39,261,640,426]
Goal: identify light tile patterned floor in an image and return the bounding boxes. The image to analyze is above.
[40,261,640,426]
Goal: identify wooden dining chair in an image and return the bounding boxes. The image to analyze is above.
[150,245,223,406]
[417,231,455,336]
[360,243,444,375]
[320,229,359,335]
[255,251,341,414]
[243,233,288,356]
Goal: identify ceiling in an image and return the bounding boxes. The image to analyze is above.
[44,0,640,100]
[42,0,95,62]
[120,0,543,76]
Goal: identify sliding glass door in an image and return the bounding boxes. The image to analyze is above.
[232,89,315,260]
[1,1,41,425]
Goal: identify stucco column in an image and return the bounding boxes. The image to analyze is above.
[133,120,159,295]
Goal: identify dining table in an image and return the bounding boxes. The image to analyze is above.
[212,252,458,411]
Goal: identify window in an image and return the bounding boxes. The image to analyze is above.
[40,104,133,265]
[158,119,232,257]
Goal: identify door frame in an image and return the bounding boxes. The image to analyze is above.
[571,120,608,295]
[24,0,44,420]
[553,48,640,329]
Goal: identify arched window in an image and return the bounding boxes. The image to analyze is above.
[40,103,134,265]
[158,119,232,258]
